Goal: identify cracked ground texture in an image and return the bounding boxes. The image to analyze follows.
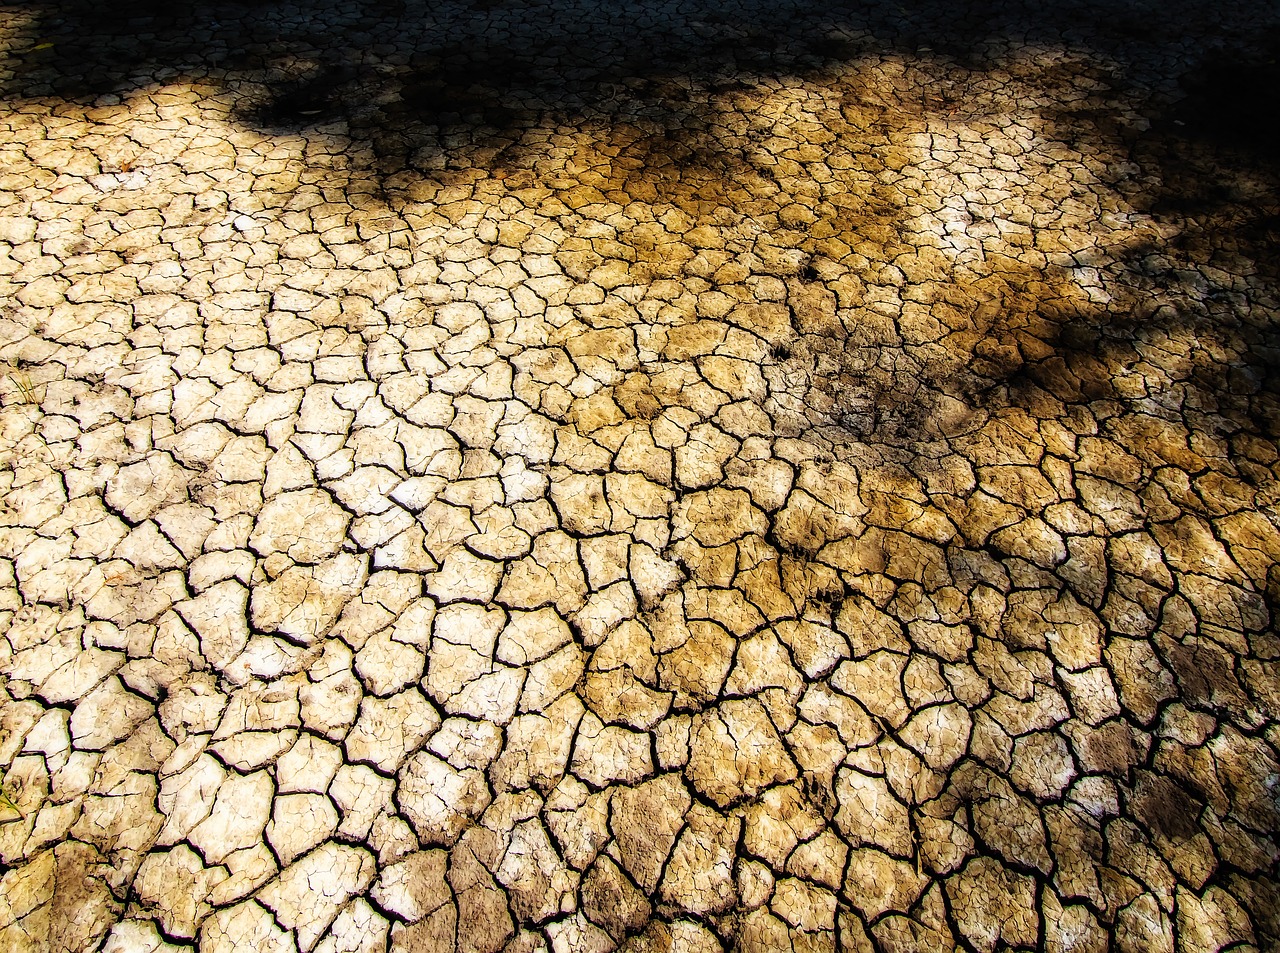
[1,0,1279,949]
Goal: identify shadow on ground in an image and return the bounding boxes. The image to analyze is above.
[4,0,1280,466]
[6,0,1280,499]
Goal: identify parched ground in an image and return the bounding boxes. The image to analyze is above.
[1,0,1279,950]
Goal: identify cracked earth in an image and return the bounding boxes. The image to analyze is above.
[1,0,1280,950]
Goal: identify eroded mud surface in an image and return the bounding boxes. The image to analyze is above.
[1,0,1279,950]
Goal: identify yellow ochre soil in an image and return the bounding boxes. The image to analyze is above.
[1,0,1279,950]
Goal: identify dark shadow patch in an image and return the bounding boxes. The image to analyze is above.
[5,0,1280,447]
[1166,34,1280,162]
[247,66,358,127]
[1132,771,1205,843]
